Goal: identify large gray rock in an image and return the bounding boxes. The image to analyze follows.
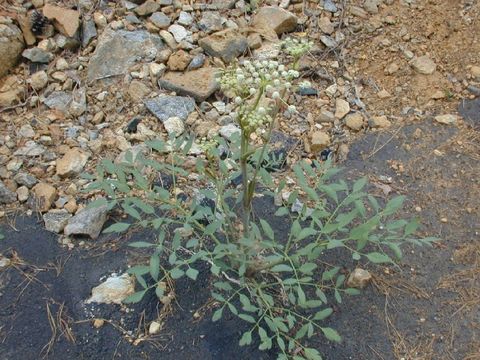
[64,203,109,239]
[199,29,247,63]
[0,180,16,204]
[158,67,219,102]
[87,29,164,81]
[145,95,195,122]
[0,22,25,78]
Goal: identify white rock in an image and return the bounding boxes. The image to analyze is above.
[168,24,188,43]
[347,268,372,289]
[411,55,436,75]
[86,273,135,305]
[434,114,458,125]
[163,116,185,137]
[334,98,350,119]
[219,124,240,139]
[149,321,162,335]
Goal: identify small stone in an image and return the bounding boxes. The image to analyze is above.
[363,0,381,14]
[64,198,78,214]
[30,70,48,90]
[43,91,72,113]
[319,16,334,34]
[324,0,338,12]
[167,50,192,71]
[22,47,53,63]
[149,12,171,29]
[86,273,135,304]
[158,67,219,102]
[350,6,368,18]
[198,11,224,33]
[32,182,57,212]
[128,80,150,102]
[385,62,399,75]
[0,180,17,204]
[64,202,109,239]
[159,30,177,49]
[320,35,337,48]
[93,319,105,328]
[134,0,160,16]
[43,4,80,37]
[199,28,248,63]
[251,6,298,35]
[377,89,391,99]
[82,16,97,47]
[219,124,240,140]
[187,53,206,70]
[434,114,458,125]
[18,124,35,138]
[43,209,72,233]
[334,98,350,119]
[145,95,195,122]
[149,62,166,79]
[149,321,162,335]
[317,109,335,123]
[14,172,38,188]
[56,148,90,177]
[369,115,391,128]
[470,65,480,79]
[411,56,436,75]
[163,116,185,137]
[0,255,11,269]
[177,11,193,26]
[310,131,330,152]
[344,113,364,131]
[247,33,262,50]
[16,186,29,202]
[0,23,25,78]
[347,268,372,289]
[168,24,189,43]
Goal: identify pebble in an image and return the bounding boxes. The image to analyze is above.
[163,117,185,137]
[347,268,372,289]
[434,114,457,125]
[30,71,48,90]
[369,115,392,128]
[344,112,364,130]
[149,12,171,29]
[86,273,135,305]
[411,56,436,75]
[310,131,330,152]
[168,24,189,43]
[334,98,350,119]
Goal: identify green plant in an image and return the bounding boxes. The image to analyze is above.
[85,39,434,359]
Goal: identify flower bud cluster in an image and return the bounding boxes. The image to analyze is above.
[281,37,314,58]
[239,106,273,134]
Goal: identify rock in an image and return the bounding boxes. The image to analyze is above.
[320,35,337,48]
[32,182,57,212]
[64,202,109,239]
[158,67,219,102]
[30,71,48,91]
[198,11,224,33]
[253,42,280,61]
[350,5,368,18]
[18,124,35,138]
[69,88,87,117]
[145,95,195,122]
[115,144,149,165]
[317,109,335,123]
[14,172,38,188]
[149,321,162,335]
[0,180,16,204]
[247,33,262,49]
[43,4,80,37]
[310,131,330,152]
[385,62,399,75]
[251,6,298,35]
[82,16,97,47]
[369,115,391,128]
[149,62,166,79]
[163,116,185,136]
[43,209,72,233]
[0,255,11,269]
[470,65,480,79]
[334,98,350,119]
[93,319,105,328]
[87,29,164,82]
[344,113,364,131]
[219,124,240,140]
[347,268,372,289]
[86,273,135,304]
[168,24,189,43]
[411,56,436,75]
[167,50,192,71]
[56,148,89,177]
[434,114,458,125]
[134,0,160,16]
[128,80,150,101]
[187,53,206,70]
[323,0,338,12]
[177,11,193,26]
[0,75,23,107]
[22,47,53,63]
[159,30,177,49]
[319,16,334,34]
[44,91,72,113]
[17,15,36,46]
[0,23,25,78]
[199,29,248,63]
[363,0,381,14]
[13,141,46,157]
[149,12,170,29]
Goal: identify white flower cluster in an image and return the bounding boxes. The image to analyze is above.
[239,106,273,135]
[281,37,314,58]
[219,60,300,100]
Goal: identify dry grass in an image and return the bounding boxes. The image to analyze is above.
[41,300,75,358]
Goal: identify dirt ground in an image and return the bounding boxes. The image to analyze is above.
[1,0,480,359]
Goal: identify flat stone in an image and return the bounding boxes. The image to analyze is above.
[168,24,189,43]
[86,273,135,304]
[82,16,97,47]
[14,172,38,188]
[320,35,337,48]
[56,148,90,177]
[158,67,219,102]
[347,268,372,289]
[43,4,80,37]
[43,209,72,233]
[128,80,150,101]
[434,114,458,125]
[149,12,170,29]
[344,112,364,131]
[369,115,392,128]
[187,53,206,70]
[310,131,330,152]
[411,55,436,75]
[198,11,224,33]
[22,47,53,63]
[32,182,57,212]
[145,95,195,122]
[134,0,160,16]
[87,29,164,81]
[44,91,72,113]
[167,50,192,71]
[0,180,16,204]
[177,11,193,26]
[17,15,36,46]
[199,28,248,63]
[334,98,350,119]
[319,16,334,34]
[0,23,25,77]
[13,141,46,156]
[323,0,338,12]
[64,202,109,239]
[251,6,298,35]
